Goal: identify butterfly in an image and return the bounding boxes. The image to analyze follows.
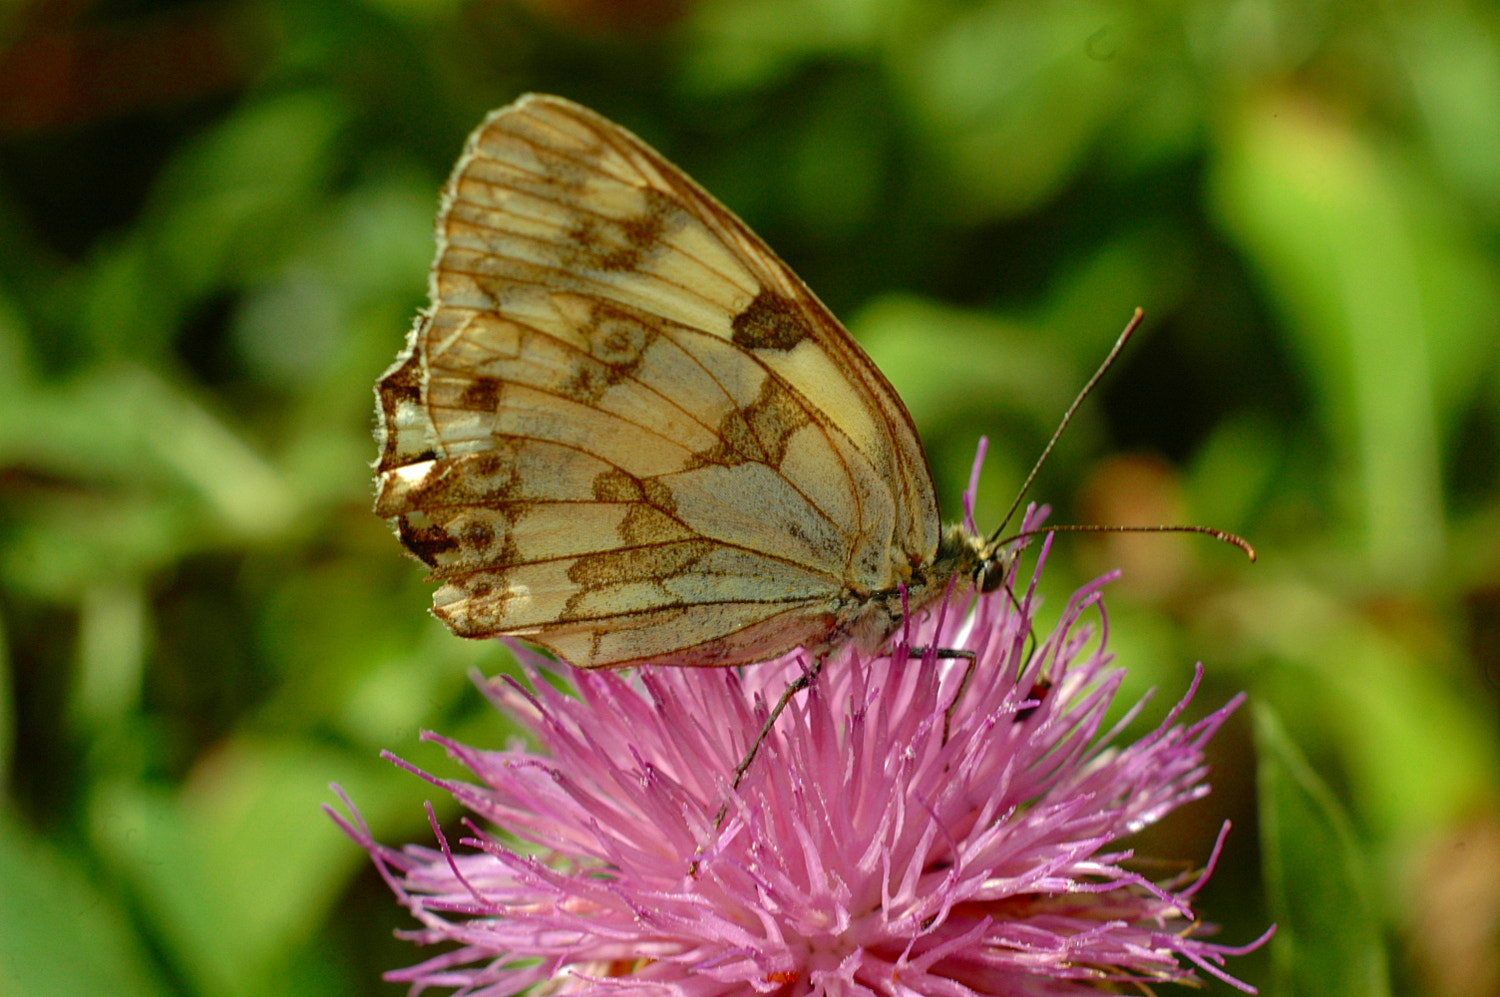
[376,95,1032,676]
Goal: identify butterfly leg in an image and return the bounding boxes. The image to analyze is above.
[992,581,1047,721]
[704,653,827,841]
[733,653,825,789]
[906,646,978,743]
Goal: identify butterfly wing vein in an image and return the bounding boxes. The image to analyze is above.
[375,94,942,668]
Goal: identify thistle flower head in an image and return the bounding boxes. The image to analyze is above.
[331,518,1268,996]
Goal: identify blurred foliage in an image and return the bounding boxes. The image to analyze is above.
[1,0,1498,994]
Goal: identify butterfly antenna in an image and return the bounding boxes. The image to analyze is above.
[1002,522,1257,561]
[989,308,1145,546]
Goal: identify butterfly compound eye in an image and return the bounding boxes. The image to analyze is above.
[978,557,1008,594]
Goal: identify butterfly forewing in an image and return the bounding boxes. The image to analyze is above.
[375,94,944,667]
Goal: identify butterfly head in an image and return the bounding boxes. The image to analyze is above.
[977,546,1015,594]
[928,524,1020,600]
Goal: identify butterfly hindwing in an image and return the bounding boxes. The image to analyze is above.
[375,94,944,667]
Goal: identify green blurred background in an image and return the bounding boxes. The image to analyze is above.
[2,0,1498,994]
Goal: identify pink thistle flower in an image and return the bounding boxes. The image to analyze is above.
[330,517,1270,996]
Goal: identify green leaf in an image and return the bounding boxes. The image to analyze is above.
[0,811,171,997]
[88,737,402,997]
[894,0,1131,220]
[1212,96,1499,583]
[1256,702,1392,997]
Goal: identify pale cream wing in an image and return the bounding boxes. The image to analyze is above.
[375,93,940,667]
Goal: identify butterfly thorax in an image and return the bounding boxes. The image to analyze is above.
[834,523,991,657]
